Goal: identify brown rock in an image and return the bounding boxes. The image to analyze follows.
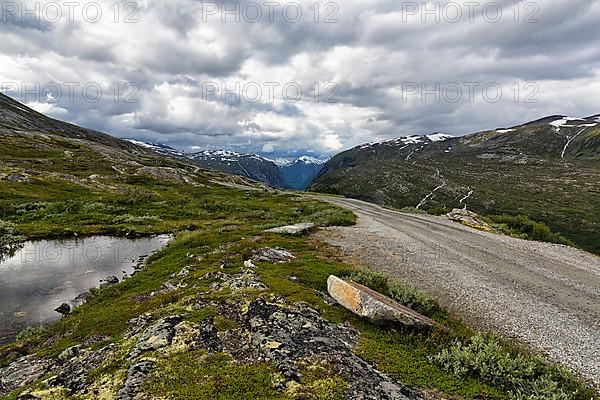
[327,275,435,329]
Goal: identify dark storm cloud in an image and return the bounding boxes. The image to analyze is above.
[1,0,599,156]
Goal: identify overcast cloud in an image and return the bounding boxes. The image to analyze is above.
[1,0,599,157]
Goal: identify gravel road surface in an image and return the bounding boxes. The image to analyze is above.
[315,196,600,387]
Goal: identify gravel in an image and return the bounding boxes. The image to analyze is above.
[315,197,600,389]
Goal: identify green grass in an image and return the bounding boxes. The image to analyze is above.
[146,352,284,400]
[0,132,596,400]
[485,214,576,246]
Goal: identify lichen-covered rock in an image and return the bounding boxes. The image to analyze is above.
[57,345,81,363]
[327,275,435,329]
[49,344,117,393]
[251,248,296,264]
[118,360,154,400]
[205,270,268,292]
[0,355,54,397]
[130,316,183,358]
[446,208,494,231]
[253,298,418,398]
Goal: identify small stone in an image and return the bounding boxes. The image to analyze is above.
[102,276,119,285]
[266,341,282,350]
[55,303,71,316]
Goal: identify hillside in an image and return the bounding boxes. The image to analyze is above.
[0,96,597,400]
[188,150,288,188]
[310,117,600,254]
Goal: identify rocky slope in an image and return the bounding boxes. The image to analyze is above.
[310,118,600,253]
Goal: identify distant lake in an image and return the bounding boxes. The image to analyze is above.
[0,235,170,345]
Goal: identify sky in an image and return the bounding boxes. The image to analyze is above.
[1,0,600,157]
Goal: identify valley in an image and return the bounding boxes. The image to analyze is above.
[0,94,598,399]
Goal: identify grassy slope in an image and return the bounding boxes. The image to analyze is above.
[0,131,597,399]
[311,125,600,254]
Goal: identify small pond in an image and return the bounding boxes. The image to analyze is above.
[0,235,170,345]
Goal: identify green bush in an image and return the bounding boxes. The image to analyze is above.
[487,215,575,246]
[16,325,48,341]
[348,270,390,294]
[0,219,24,253]
[430,334,593,400]
[388,281,439,316]
[427,206,453,216]
[348,270,440,317]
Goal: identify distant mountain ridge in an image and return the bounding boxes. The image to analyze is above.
[276,156,329,190]
[124,140,327,190]
[310,115,600,254]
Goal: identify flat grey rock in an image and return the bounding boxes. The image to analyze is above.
[264,223,315,235]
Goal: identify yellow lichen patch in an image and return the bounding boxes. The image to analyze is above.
[164,321,198,355]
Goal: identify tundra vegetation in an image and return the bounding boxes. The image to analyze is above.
[0,123,596,399]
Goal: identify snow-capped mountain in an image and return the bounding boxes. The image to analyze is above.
[125,139,184,156]
[187,150,287,188]
[125,139,330,189]
[275,156,329,190]
[354,133,454,151]
[311,118,600,253]
[188,151,329,190]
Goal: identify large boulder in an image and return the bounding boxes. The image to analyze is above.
[327,276,435,329]
[446,209,494,231]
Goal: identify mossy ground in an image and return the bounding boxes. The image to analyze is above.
[0,135,596,400]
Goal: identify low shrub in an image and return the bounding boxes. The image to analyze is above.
[430,334,594,400]
[348,270,440,317]
[487,215,575,246]
[112,214,162,224]
[348,270,389,294]
[388,281,439,316]
[16,325,48,341]
[0,219,25,254]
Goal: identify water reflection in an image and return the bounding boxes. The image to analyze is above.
[0,235,170,345]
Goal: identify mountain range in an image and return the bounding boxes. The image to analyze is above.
[311,115,600,253]
[124,141,328,190]
[2,92,598,253]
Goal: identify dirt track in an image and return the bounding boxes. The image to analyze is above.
[315,196,600,387]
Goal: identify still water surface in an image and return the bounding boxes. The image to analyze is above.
[0,235,170,344]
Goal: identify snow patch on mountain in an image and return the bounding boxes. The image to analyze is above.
[549,116,598,132]
[126,139,184,156]
[426,133,454,142]
[356,134,454,150]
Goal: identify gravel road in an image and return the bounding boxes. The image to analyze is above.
[314,196,600,388]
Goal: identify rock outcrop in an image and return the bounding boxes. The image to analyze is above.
[446,208,494,231]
